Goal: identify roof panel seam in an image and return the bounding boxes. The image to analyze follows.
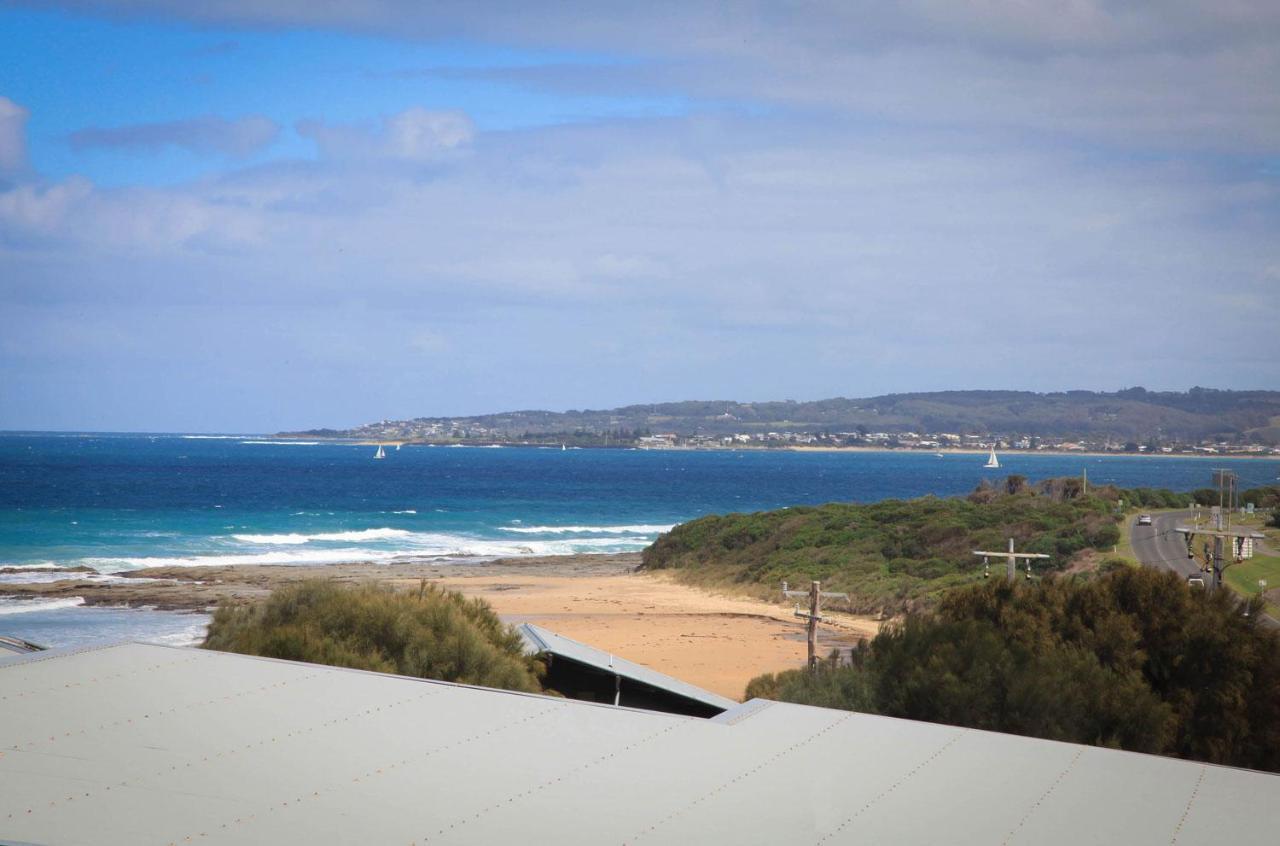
[416,718,699,841]
[0,653,204,705]
[817,728,969,844]
[1169,765,1207,845]
[5,685,448,827]
[999,747,1085,846]
[625,711,858,844]
[6,670,325,754]
[192,702,572,842]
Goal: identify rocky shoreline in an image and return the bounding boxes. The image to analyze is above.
[0,553,644,613]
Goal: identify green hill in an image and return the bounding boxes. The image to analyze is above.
[640,479,1183,614]
[292,387,1280,445]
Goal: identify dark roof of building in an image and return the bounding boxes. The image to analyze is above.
[518,622,738,713]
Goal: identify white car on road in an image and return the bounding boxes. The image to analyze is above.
[1137,514,1153,526]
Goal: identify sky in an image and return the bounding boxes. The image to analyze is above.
[1,1,1278,433]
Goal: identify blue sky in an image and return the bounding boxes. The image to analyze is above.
[1,1,1278,432]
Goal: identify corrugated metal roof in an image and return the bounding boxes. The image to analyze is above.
[1,642,1277,845]
[518,622,738,712]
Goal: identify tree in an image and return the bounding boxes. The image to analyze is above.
[203,580,543,692]
[745,568,1280,772]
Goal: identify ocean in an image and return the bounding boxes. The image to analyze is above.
[2,432,1276,647]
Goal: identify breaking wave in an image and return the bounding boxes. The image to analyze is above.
[231,528,414,545]
[500,523,673,535]
[0,596,86,615]
[79,534,650,572]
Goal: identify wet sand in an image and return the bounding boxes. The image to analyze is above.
[0,554,882,700]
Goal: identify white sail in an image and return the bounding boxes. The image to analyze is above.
[984,446,1000,468]
[375,444,386,459]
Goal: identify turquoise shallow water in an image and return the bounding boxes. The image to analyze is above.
[1,432,1276,645]
[2,432,1276,573]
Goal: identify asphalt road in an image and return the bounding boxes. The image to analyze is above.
[1129,509,1278,628]
[1129,510,1202,580]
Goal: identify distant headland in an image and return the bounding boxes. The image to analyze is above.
[279,388,1280,457]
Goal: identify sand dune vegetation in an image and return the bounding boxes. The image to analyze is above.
[203,580,543,693]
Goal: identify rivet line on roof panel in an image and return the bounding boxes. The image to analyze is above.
[717,699,774,726]
[0,654,204,703]
[418,718,695,842]
[7,686,445,824]
[816,729,968,845]
[181,702,568,842]
[999,747,1084,846]
[6,670,324,753]
[625,712,857,844]
[1169,765,1207,845]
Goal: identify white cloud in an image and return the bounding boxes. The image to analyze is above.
[3,5,1280,428]
[68,115,279,158]
[0,96,29,174]
[297,107,474,162]
[36,2,1280,155]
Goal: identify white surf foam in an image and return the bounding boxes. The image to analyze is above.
[240,440,321,446]
[0,596,86,615]
[500,523,674,535]
[0,570,167,585]
[231,528,415,545]
[79,534,649,572]
[82,548,405,571]
[391,510,417,515]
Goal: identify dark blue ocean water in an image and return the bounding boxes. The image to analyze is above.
[2,432,1277,573]
[1,433,1276,647]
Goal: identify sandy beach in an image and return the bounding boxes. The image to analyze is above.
[0,554,882,700]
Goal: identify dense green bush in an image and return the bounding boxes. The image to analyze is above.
[1241,485,1280,510]
[642,480,1129,613]
[203,580,543,692]
[1118,486,1196,509]
[746,568,1280,772]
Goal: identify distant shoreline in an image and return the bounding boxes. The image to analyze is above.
[785,446,1280,461]
[280,435,1280,461]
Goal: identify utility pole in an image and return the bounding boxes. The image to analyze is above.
[1175,523,1264,592]
[782,580,848,671]
[972,537,1051,583]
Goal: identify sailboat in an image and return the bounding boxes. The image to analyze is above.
[984,445,1000,469]
[374,444,386,460]
[561,443,567,451]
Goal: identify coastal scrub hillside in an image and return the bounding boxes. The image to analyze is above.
[745,568,1280,773]
[203,580,543,693]
[641,479,1184,614]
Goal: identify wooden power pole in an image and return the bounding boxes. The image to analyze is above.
[783,580,848,670]
[972,538,1051,583]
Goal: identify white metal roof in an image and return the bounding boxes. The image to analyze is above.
[518,622,738,712]
[1,642,1277,845]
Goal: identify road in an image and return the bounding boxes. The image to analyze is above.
[1129,509,1278,628]
[1129,510,1201,580]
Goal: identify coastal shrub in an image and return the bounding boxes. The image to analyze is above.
[1241,486,1280,510]
[203,580,543,692]
[745,568,1280,773]
[642,480,1127,613]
